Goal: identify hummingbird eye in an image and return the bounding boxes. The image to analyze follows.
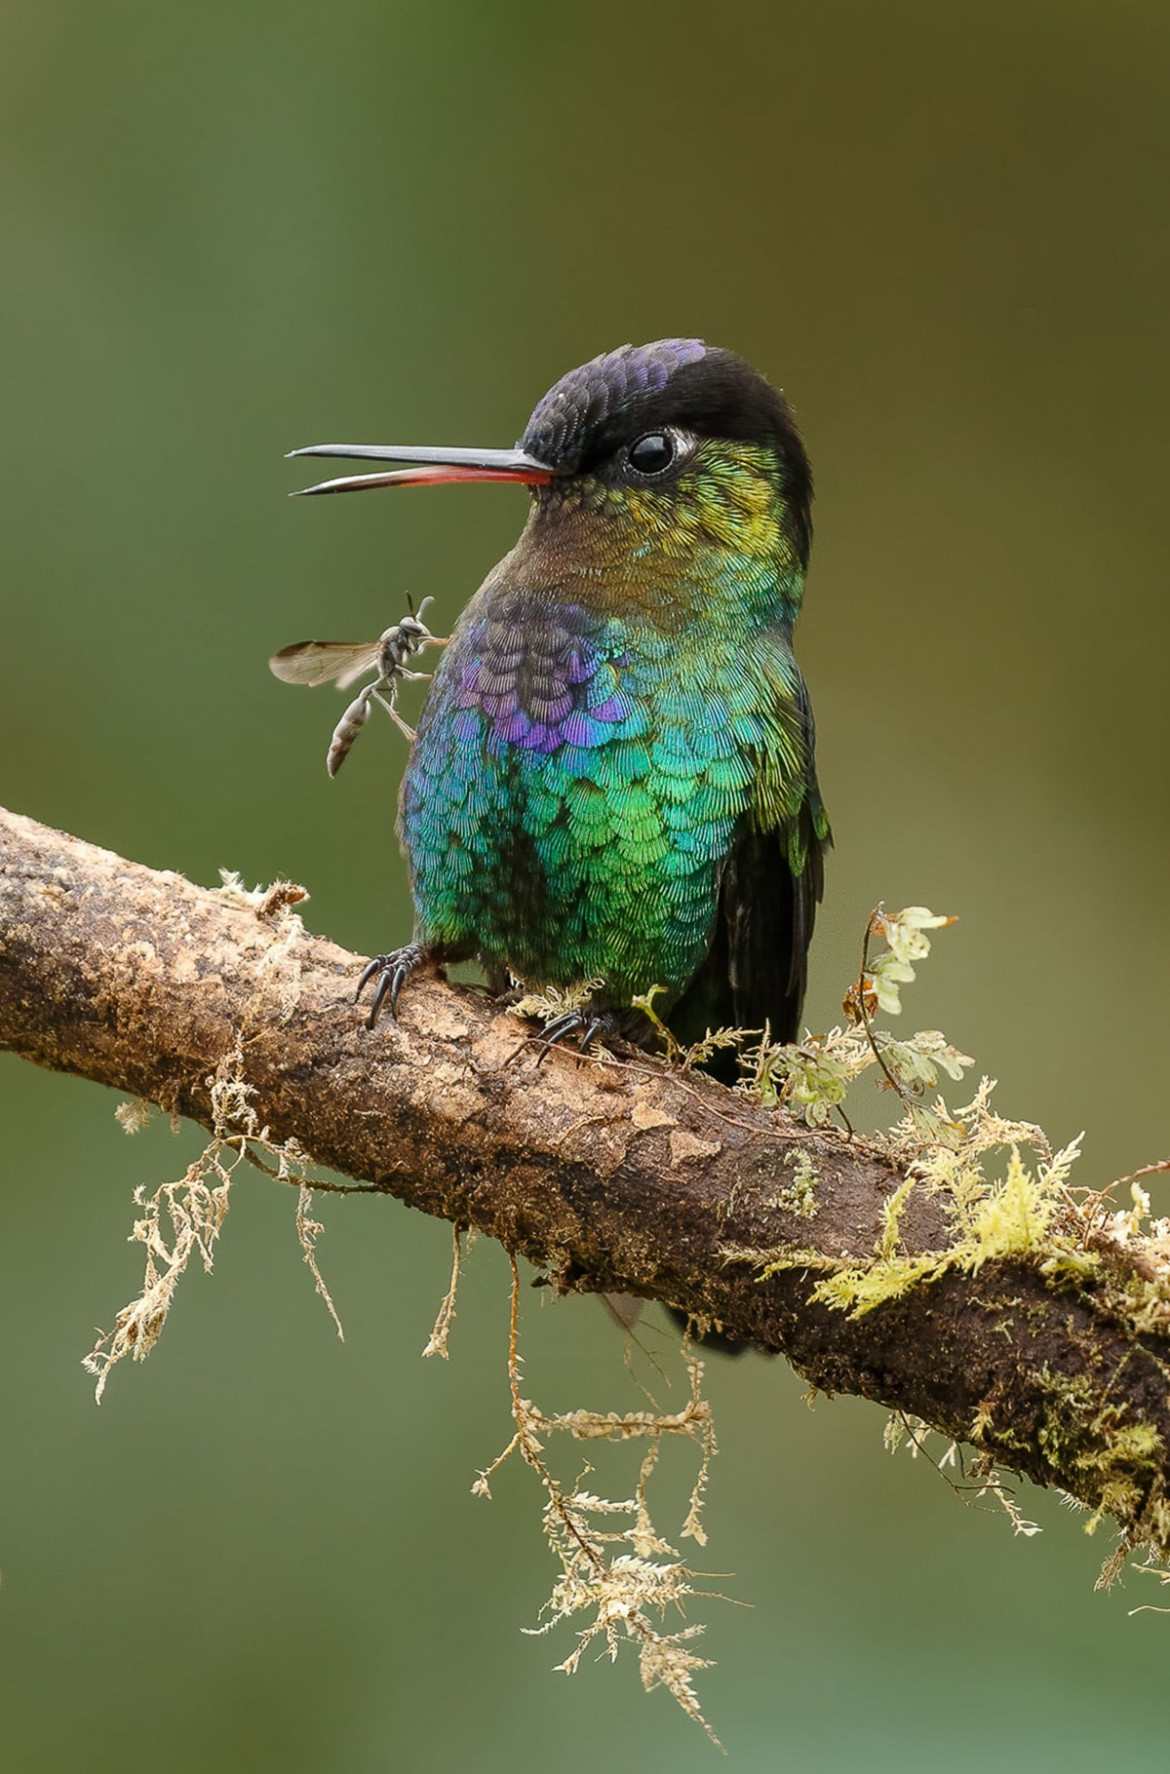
[627,431,676,477]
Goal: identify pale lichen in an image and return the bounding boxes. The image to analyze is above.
[217,868,309,1026]
[423,1224,476,1359]
[885,1413,1043,1536]
[87,1048,251,1399]
[736,907,973,1134]
[87,1041,347,1399]
[764,1149,820,1218]
[473,1261,723,1744]
[114,1097,154,1135]
[511,976,606,1026]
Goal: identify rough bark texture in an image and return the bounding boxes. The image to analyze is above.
[2,804,1169,1551]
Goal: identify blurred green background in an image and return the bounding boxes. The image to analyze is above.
[3,1,1170,1767]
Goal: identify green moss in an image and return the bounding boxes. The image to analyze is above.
[766,1149,820,1219]
[1039,1245,1102,1284]
[1036,1366,1163,1532]
[746,1247,844,1279]
[719,901,1170,1559]
[1119,1272,1170,1338]
[806,1147,1064,1322]
[813,1252,945,1317]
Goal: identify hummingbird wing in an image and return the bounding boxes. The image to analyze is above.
[724,800,828,1041]
[671,671,829,1053]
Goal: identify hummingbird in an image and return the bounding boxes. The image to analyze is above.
[289,339,829,1059]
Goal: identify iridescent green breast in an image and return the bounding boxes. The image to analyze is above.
[400,584,812,1006]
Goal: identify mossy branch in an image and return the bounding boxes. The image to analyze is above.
[3,803,1170,1564]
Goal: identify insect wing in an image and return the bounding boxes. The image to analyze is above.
[269,639,382,689]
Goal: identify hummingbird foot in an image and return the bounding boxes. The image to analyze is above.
[356,942,429,1027]
[533,1006,621,1066]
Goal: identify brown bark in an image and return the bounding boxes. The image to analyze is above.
[1,803,1168,1552]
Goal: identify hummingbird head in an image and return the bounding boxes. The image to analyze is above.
[515,339,811,570]
[289,339,811,589]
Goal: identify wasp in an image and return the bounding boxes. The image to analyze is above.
[269,597,447,776]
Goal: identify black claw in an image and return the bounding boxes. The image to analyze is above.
[356,943,426,1028]
[534,1010,582,1065]
[367,969,395,1027]
[534,1007,614,1066]
[357,956,384,997]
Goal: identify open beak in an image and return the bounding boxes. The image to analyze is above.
[286,442,557,497]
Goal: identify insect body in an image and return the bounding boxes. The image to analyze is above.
[269,599,446,775]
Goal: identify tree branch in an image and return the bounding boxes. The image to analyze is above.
[2,803,1169,1558]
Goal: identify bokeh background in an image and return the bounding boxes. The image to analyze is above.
[3,2,1170,1767]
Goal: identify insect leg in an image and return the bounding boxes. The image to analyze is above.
[372,684,416,743]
